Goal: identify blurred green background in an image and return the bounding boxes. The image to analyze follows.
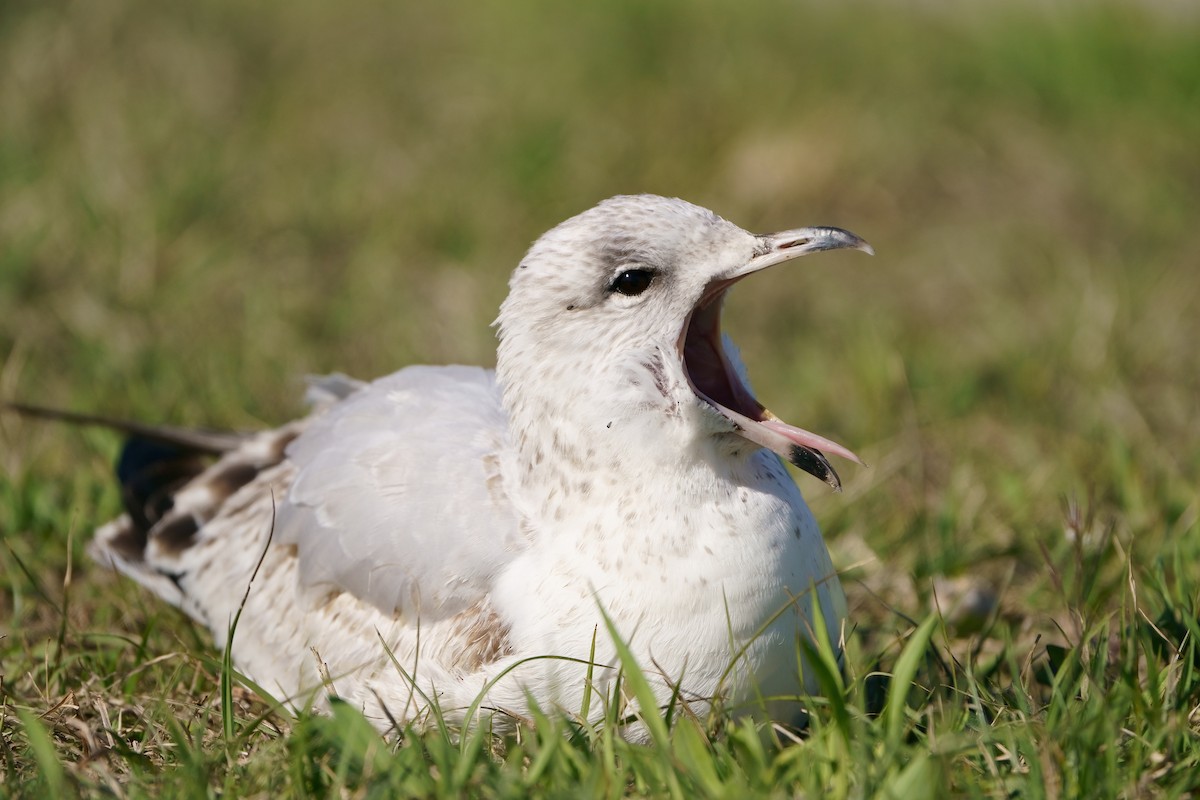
[2,0,1198,677]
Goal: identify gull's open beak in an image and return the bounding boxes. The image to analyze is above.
[683,225,873,490]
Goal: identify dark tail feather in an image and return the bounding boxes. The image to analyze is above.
[3,400,250,545]
[2,401,247,454]
[116,438,211,534]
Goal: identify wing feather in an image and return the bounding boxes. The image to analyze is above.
[275,365,524,620]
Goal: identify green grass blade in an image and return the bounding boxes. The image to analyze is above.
[596,606,670,750]
[578,624,599,726]
[16,710,68,797]
[884,616,938,750]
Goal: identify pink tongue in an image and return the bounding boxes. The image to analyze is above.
[759,419,863,465]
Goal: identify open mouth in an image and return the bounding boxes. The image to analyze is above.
[680,280,861,491]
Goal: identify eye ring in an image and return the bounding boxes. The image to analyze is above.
[609,269,656,297]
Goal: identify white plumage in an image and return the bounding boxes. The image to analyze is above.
[87,195,872,737]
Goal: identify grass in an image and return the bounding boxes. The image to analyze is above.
[2,0,1199,795]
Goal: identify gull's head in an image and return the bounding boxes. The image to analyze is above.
[496,194,872,489]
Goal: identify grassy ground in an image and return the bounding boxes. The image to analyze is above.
[2,0,1199,795]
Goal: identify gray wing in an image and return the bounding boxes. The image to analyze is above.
[275,365,526,620]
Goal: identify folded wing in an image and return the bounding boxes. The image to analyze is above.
[276,365,526,621]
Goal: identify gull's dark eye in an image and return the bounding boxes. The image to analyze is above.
[609,269,656,297]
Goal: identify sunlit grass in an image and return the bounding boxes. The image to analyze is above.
[2,0,1199,795]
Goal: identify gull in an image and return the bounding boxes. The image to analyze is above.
[12,195,872,736]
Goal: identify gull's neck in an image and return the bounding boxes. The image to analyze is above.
[495,343,767,546]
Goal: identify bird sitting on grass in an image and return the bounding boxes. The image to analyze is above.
[7,195,872,739]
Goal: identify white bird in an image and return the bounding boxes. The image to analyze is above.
[20,195,872,737]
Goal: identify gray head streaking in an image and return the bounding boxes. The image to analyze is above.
[74,194,872,739]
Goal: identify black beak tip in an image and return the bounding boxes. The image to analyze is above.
[788,445,843,492]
